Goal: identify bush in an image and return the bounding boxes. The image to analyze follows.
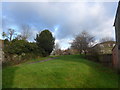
[3,39,42,66]
[3,30,55,66]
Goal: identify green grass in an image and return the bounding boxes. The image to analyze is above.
[3,55,119,88]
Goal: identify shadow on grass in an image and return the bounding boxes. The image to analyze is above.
[56,55,100,70]
[57,54,92,64]
[2,66,19,88]
[56,55,119,88]
[57,55,118,74]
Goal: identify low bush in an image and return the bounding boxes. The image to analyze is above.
[3,39,42,67]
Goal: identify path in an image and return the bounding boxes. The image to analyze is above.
[28,57,58,64]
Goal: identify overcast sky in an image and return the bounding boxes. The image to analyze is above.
[1,1,118,49]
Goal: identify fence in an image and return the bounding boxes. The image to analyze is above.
[86,54,112,67]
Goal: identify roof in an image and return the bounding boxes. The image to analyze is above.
[99,41,116,45]
[93,41,116,48]
[114,1,120,26]
[112,44,117,51]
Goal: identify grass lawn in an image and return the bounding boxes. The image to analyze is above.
[2,55,119,88]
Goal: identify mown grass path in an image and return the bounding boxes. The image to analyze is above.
[28,57,58,64]
[2,55,119,88]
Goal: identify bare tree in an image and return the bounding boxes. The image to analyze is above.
[54,43,60,51]
[100,36,114,42]
[21,24,32,40]
[9,29,15,41]
[71,31,95,55]
[53,43,61,55]
[2,28,16,41]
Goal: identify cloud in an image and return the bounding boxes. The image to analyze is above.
[2,2,118,49]
[55,38,74,50]
[2,0,119,2]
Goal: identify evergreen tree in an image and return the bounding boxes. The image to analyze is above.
[35,30,55,56]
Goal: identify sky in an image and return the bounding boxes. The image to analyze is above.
[1,1,119,49]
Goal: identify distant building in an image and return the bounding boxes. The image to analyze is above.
[112,1,120,71]
[93,41,115,54]
[51,49,63,56]
[69,49,79,55]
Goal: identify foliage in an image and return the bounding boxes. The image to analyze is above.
[3,39,41,65]
[4,39,29,55]
[35,30,55,56]
[2,29,55,66]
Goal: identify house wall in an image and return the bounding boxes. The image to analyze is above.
[118,48,120,72]
[118,4,120,72]
[114,2,120,71]
[112,45,118,68]
[115,2,120,44]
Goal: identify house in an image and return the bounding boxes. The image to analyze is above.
[112,1,120,71]
[92,41,115,54]
[69,49,79,55]
[62,49,71,55]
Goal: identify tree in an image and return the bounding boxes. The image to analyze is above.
[52,43,61,55]
[27,42,40,55]
[15,35,23,40]
[20,24,32,40]
[2,28,16,41]
[71,31,95,54]
[35,30,55,56]
[100,37,114,42]
[54,43,60,52]
[2,32,7,39]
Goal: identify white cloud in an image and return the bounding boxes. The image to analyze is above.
[90,18,115,40]
[2,0,119,2]
[2,2,118,49]
[55,38,74,50]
